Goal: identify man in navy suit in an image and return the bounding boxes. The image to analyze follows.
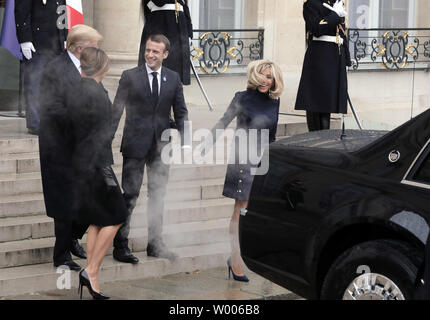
[112,34,190,263]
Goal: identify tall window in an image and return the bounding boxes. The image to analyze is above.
[348,0,416,28]
[189,0,244,29]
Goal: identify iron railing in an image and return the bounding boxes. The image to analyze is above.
[190,29,264,75]
[347,28,430,71]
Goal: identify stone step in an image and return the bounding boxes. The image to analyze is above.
[0,198,234,243]
[0,119,303,156]
[0,161,226,195]
[0,241,230,297]
[0,174,228,219]
[0,193,45,219]
[0,148,229,176]
[129,218,230,252]
[0,218,230,269]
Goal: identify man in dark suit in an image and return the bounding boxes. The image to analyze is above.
[39,25,103,271]
[112,34,190,263]
[15,0,68,135]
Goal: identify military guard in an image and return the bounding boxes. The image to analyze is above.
[15,0,68,135]
[138,0,193,85]
[295,0,352,132]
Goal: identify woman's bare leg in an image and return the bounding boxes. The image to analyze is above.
[230,200,248,276]
[86,225,100,266]
[85,224,122,292]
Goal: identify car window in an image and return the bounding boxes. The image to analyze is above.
[412,152,430,185]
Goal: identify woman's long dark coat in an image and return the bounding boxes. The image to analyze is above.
[295,0,352,114]
[138,0,193,85]
[69,78,127,233]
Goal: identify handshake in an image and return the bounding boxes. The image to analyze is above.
[323,0,347,18]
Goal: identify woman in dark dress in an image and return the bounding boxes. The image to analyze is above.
[69,47,128,299]
[210,60,284,281]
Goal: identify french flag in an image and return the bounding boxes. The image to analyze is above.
[0,0,84,60]
[0,0,22,59]
[66,0,84,30]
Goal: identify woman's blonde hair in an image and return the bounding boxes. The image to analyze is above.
[247,60,284,99]
[66,24,103,53]
[80,47,110,77]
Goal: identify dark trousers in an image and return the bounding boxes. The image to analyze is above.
[306,111,331,132]
[23,54,53,130]
[53,219,80,264]
[113,142,170,250]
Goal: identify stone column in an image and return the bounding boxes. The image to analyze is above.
[82,0,95,27]
[91,0,143,97]
[93,0,143,54]
[258,0,306,112]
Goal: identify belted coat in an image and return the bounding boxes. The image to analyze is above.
[138,0,193,85]
[295,0,352,114]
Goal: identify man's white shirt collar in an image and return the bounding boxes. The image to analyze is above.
[67,51,81,74]
[145,64,162,75]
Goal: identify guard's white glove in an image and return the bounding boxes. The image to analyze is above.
[189,37,193,46]
[20,42,36,60]
[323,0,347,18]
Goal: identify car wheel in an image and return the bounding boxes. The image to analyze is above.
[320,239,422,300]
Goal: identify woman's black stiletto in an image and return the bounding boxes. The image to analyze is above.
[78,269,110,300]
[227,258,249,282]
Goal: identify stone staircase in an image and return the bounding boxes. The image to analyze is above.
[0,114,315,297]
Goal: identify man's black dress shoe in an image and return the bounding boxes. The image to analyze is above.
[113,248,139,264]
[71,240,87,259]
[54,260,81,271]
[147,241,178,262]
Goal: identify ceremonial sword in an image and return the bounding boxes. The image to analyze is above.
[190,57,214,111]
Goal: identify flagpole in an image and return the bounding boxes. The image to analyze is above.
[18,61,24,117]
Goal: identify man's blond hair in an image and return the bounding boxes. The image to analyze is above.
[247,60,284,99]
[66,24,103,53]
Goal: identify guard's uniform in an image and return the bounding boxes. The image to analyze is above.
[294,0,351,131]
[138,0,193,85]
[15,0,68,132]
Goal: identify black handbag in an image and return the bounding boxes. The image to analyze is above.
[100,166,117,187]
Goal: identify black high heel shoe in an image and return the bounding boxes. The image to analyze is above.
[78,269,110,300]
[227,258,249,282]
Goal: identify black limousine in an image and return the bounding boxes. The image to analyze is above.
[239,109,430,300]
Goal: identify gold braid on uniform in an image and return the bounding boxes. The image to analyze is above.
[175,0,179,23]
